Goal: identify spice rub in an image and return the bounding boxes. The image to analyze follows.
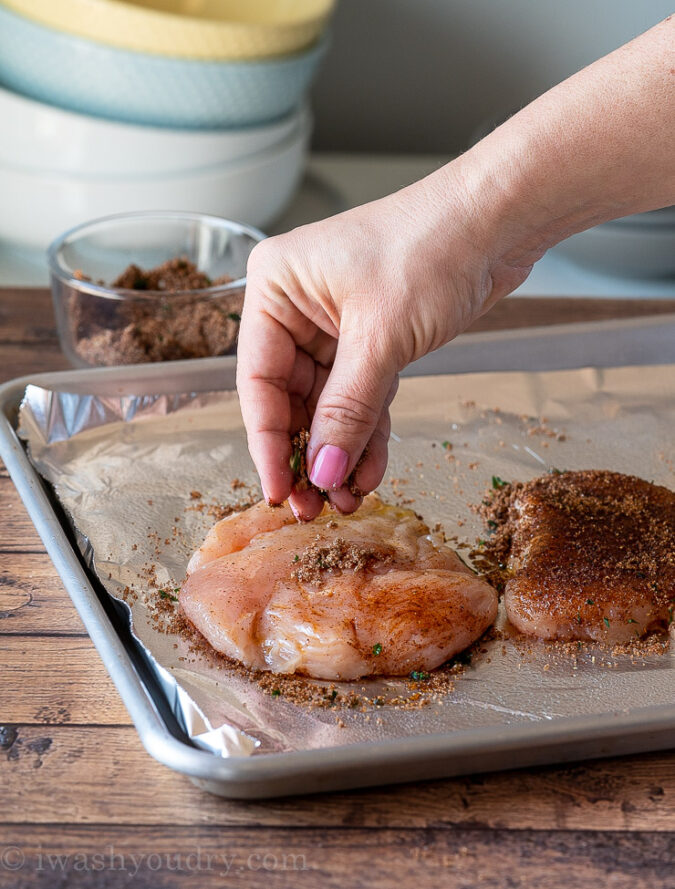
[180,493,498,680]
[69,257,240,366]
[291,536,391,584]
[480,470,675,643]
[289,427,367,496]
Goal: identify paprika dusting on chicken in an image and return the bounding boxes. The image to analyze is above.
[180,493,497,681]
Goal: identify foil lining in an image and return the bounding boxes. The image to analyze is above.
[18,365,675,758]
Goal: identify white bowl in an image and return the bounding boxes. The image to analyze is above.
[609,205,675,228]
[553,219,675,279]
[0,111,311,249]
[0,6,326,128]
[0,83,307,177]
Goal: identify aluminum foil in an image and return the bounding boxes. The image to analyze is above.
[18,365,675,758]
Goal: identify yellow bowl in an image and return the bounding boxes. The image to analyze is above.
[0,0,335,60]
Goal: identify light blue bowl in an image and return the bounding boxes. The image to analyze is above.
[0,5,326,129]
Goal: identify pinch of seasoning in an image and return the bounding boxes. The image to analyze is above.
[292,537,391,584]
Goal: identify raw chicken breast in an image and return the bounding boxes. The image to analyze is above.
[503,470,675,643]
[180,493,498,680]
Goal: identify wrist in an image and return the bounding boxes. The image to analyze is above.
[435,137,558,272]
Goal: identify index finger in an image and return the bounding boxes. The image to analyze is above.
[236,293,297,505]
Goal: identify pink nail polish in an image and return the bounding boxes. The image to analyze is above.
[261,483,271,505]
[289,500,302,522]
[309,445,349,491]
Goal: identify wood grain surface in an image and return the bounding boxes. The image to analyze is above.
[1,287,675,888]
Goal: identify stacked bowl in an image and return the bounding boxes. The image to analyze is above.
[0,0,334,248]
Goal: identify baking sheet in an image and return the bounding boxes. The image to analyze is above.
[17,365,675,759]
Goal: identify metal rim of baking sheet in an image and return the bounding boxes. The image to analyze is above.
[1,312,674,799]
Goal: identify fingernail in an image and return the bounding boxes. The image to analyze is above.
[289,500,302,522]
[309,445,349,491]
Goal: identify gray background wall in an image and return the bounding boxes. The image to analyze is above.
[311,0,674,153]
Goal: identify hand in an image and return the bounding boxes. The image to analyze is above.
[236,166,532,521]
[237,16,674,521]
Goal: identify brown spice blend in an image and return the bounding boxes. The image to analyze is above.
[290,427,368,497]
[69,257,241,366]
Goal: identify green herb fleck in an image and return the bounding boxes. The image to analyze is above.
[603,617,610,628]
[410,670,430,682]
[159,590,178,602]
[372,643,383,657]
[491,475,508,489]
[441,440,452,450]
[293,554,299,563]
[476,539,486,547]
[271,688,281,697]
[576,612,582,624]
[586,599,595,606]
[227,312,241,322]
[289,450,301,474]
[327,689,338,702]
[627,618,638,624]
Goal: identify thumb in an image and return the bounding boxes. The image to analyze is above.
[307,329,396,491]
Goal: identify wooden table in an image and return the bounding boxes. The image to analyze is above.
[2,288,675,889]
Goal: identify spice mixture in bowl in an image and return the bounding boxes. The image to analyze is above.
[48,211,265,367]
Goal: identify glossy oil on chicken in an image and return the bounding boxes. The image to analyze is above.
[502,470,675,643]
[180,494,498,680]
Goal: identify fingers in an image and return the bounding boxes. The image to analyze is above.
[350,401,393,494]
[288,486,325,522]
[236,299,300,505]
[327,488,363,514]
[325,401,392,514]
[287,359,326,521]
[306,328,397,492]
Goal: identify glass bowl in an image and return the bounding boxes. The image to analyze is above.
[48,211,265,368]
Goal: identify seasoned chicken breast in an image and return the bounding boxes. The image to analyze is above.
[503,470,675,643]
[180,493,498,680]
